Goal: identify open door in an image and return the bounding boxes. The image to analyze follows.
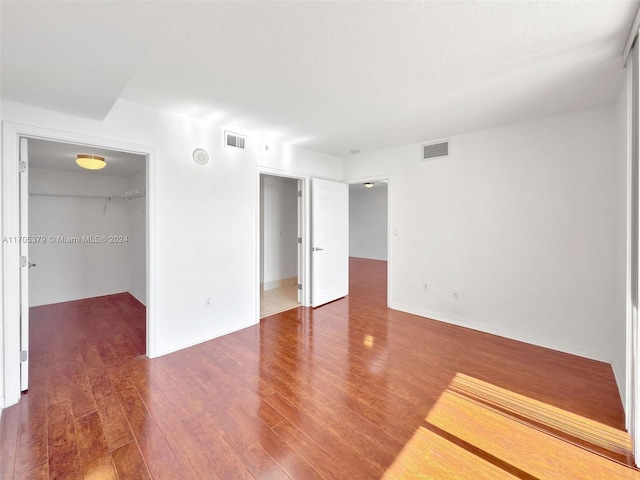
[311,178,348,307]
[19,137,30,391]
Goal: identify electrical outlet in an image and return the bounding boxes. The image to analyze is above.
[204,296,213,307]
[422,282,428,292]
[452,289,460,299]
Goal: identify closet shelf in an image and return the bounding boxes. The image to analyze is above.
[30,187,146,215]
[30,187,146,200]
[110,187,145,200]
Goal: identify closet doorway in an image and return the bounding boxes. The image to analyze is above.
[27,139,147,306]
[260,174,301,318]
[26,137,148,386]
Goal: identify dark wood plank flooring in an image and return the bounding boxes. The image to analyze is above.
[1,258,638,479]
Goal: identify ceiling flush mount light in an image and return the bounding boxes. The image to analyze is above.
[364,182,374,188]
[192,148,210,165]
[350,149,360,155]
[76,154,106,170]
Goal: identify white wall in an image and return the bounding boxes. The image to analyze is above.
[1,97,342,408]
[127,170,146,305]
[343,107,626,367]
[349,184,388,260]
[261,175,298,289]
[28,167,132,306]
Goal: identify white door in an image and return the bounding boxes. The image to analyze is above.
[19,137,30,391]
[311,178,348,307]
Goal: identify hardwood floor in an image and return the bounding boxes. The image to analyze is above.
[1,257,638,479]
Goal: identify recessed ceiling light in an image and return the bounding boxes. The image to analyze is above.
[76,154,106,170]
[350,149,360,155]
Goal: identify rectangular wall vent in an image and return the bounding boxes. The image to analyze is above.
[422,141,449,160]
[225,131,246,150]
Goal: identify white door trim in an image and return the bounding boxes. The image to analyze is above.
[19,137,29,391]
[256,166,309,321]
[628,44,640,463]
[1,121,157,408]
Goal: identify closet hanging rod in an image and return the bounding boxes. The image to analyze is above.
[30,193,111,199]
[30,187,146,201]
[112,187,146,200]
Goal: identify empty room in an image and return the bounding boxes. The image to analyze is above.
[2,1,640,479]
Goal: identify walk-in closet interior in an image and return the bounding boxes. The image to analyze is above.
[27,138,147,308]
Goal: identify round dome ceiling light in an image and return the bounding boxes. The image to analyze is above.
[76,154,106,170]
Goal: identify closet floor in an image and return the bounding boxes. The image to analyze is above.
[260,284,299,318]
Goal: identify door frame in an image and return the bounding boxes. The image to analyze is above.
[256,166,309,321]
[19,137,30,391]
[344,174,392,308]
[1,122,157,408]
[628,43,640,462]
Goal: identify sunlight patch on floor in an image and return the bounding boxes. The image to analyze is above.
[384,373,639,480]
[447,373,632,457]
[383,424,517,479]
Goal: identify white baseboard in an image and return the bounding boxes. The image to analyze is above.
[389,302,608,364]
[262,276,297,292]
[30,289,130,307]
[128,289,147,306]
[151,320,259,358]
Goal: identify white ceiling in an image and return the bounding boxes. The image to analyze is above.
[2,1,638,157]
[28,138,146,177]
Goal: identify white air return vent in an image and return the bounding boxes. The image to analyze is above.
[422,141,449,160]
[225,131,246,150]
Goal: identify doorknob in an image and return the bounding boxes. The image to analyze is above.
[28,262,36,268]
[312,247,324,252]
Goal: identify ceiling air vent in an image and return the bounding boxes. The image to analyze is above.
[422,141,449,160]
[225,131,246,150]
